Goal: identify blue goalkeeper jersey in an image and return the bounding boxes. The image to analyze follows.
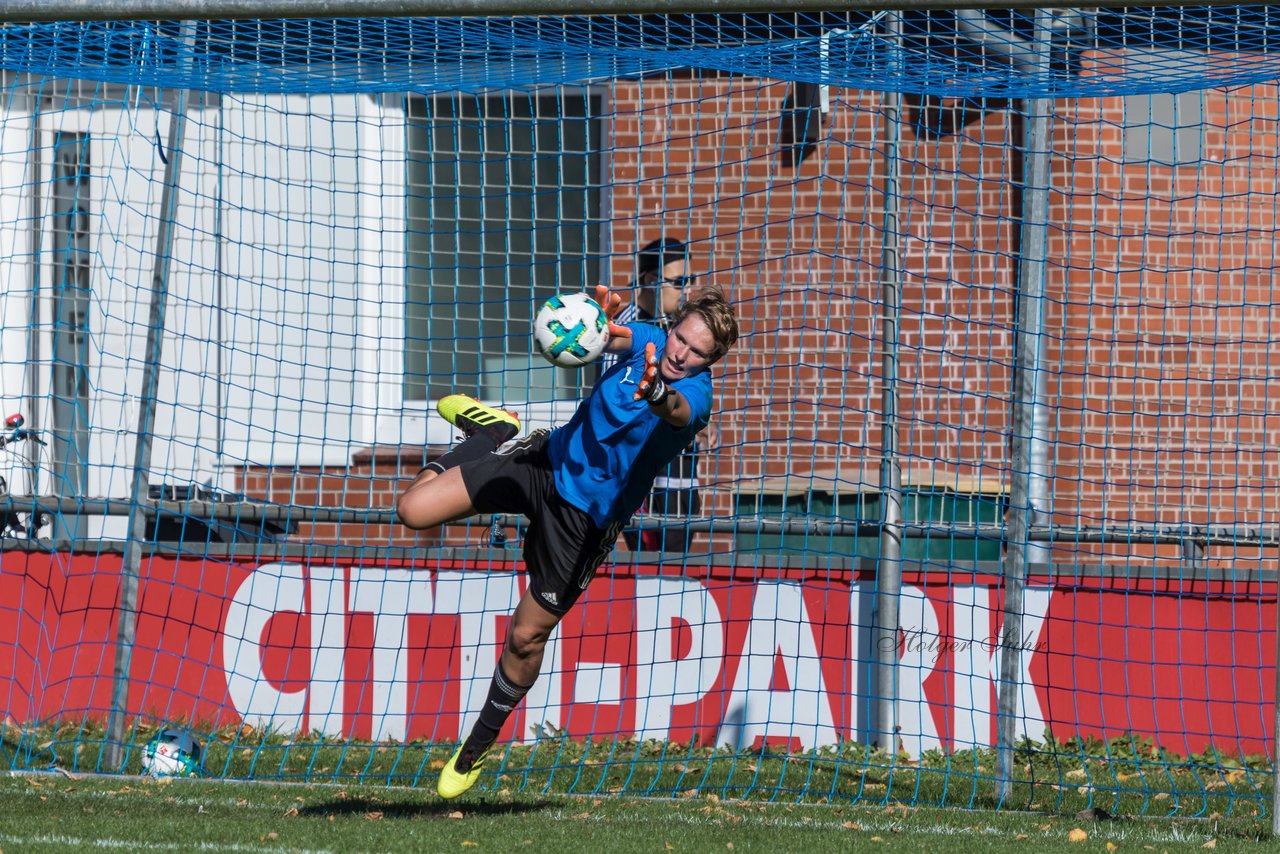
[548,322,713,526]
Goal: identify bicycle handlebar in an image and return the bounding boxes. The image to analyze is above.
[0,416,45,450]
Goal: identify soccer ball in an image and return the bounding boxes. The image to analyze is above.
[533,292,609,368]
[141,728,203,777]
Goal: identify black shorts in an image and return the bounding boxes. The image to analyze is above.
[458,430,621,616]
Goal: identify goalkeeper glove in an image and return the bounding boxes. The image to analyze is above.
[593,284,632,342]
[634,342,671,406]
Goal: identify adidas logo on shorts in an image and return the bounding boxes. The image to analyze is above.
[540,590,559,606]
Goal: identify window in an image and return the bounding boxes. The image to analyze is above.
[404,91,603,402]
[1123,53,1207,167]
[735,488,1006,562]
[49,131,92,511]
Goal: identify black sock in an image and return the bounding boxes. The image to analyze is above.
[423,431,500,476]
[456,661,533,772]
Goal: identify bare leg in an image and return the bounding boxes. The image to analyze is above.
[454,589,565,769]
[395,467,477,531]
[500,589,565,686]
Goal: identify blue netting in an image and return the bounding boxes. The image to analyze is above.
[1,9,1279,97]
[0,6,1278,824]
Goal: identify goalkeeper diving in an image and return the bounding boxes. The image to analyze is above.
[395,283,739,798]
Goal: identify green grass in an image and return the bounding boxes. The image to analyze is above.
[4,722,1272,818]
[0,774,1271,853]
[2,721,1276,851]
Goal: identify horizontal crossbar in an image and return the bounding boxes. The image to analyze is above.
[0,0,1248,23]
[3,495,1279,548]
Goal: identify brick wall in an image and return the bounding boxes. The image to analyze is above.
[607,70,1280,568]
[241,66,1280,566]
[608,75,1015,520]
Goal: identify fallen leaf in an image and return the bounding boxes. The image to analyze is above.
[664,844,674,851]
[726,845,734,851]
[283,808,299,818]
[239,724,254,738]
[1202,842,1217,850]
[1068,828,1088,843]
[364,812,384,821]
[431,760,446,770]
[870,837,883,843]
[1015,835,1029,841]
[842,821,860,830]
[448,810,464,819]
[1066,768,1087,781]
[266,833,278,841]
[1107,844,1118,852]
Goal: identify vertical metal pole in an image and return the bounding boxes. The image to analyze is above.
[997,9,1054,801]
[105,82,194,771]
[213,92,226,482]
[874,10,905,756]
[26,90,42,495]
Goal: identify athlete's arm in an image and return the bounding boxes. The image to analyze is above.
[648,388,693,427]
[594,284,633,354]
[634,341,693,427]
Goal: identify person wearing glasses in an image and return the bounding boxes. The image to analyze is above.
[612,236,695,327]
[603,237,704,555]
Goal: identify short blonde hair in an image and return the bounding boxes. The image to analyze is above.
[670,284,738,364]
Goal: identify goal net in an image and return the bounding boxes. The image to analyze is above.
[0,10,1278,813]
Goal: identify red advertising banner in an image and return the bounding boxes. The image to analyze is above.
[0,552,1272,757]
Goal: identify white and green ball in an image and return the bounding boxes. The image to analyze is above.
[534,292,609,368]
[141,728,203,777]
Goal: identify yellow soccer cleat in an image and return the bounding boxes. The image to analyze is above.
[437,394,520,445]
[437,743,490,799]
